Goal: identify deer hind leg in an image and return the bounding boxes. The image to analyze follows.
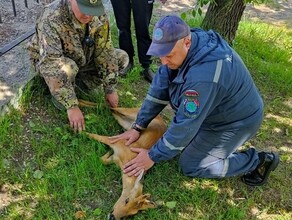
[111,108,140,131]
[78,99,97,107]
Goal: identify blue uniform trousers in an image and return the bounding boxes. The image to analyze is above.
[179,113,263,178]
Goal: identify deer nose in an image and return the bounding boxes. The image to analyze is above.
[107,213,116,220]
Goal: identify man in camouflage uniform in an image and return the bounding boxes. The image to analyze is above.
[27,0,129,132]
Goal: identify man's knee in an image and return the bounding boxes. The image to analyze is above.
[179,156,226,178]
[179,158,204,177]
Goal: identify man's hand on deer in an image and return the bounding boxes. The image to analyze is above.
[123,148,154,177]
[109,129,140,146]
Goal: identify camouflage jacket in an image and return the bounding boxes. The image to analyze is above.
[27,0,122,109]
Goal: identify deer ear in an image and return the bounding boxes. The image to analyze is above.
[136,199,156,210]
[133,170,144,190]
[136,170,144,182]
[135,194,156,210]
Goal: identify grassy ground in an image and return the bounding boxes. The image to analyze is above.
[0,12,292,220]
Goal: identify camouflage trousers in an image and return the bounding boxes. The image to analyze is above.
[30,49,128,109]
[77,48,129,94]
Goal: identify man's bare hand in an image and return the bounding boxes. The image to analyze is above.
[106,91,119,107]
[109,129,140,146]
[67,106,85,133]
[123,148,154,177]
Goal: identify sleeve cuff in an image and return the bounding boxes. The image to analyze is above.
[104,85,116,94]
[62,98,79,110]
[148,149,163,163]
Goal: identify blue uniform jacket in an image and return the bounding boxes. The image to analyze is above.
[135,28,264,163]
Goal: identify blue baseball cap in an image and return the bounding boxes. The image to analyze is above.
[147,15,190,57]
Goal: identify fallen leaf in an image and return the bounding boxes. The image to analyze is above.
[93,208,102,216]
[75,210,86,219]
[33,170,43,179]
[29,121,36,128]
[166,201,177,209]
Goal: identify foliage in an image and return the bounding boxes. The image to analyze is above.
[191,0,274,18]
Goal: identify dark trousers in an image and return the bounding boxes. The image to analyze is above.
[110,0,153,68]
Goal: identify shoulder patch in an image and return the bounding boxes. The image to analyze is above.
[183,90,199,118]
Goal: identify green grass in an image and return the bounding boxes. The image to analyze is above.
[1,11,292,220]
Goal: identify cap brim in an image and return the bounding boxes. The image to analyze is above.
[77,2,105,16]
[147,41,176,57]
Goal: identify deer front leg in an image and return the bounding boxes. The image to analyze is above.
[101,152,114,165]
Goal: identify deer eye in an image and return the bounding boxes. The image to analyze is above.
[125,198,129,204]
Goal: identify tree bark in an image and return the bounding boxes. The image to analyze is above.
[201,0,246,45]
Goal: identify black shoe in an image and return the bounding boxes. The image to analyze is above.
[141,68,154,83]
[75,77,90,98]
[241,152,279,186]
[120,61,133,77]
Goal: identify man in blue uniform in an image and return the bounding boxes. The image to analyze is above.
[110,15,279,186]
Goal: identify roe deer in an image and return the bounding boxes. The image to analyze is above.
[86,107,167,219]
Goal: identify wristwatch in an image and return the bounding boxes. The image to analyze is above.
[131,122,143,133]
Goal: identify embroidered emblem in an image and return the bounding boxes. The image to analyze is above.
[90,0,98,4]
[183,90,199,118]
[153,28,163,41]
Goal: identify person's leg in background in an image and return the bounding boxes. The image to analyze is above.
[110,0,134,76]
[132,0,154,83]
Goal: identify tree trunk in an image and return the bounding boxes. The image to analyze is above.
[201,0,246,45]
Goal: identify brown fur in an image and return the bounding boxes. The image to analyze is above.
[86,108,167,219]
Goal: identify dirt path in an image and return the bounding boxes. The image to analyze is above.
[0,0,291,48]
[155,0,292,30]
[244,0,292,28]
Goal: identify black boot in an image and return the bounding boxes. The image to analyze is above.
[75,77,90,97]
[241,152,279,186]
[120,61,134,77]
[51,96,65,111]
[141,67,154,83]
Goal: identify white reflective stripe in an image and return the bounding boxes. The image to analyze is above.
[145,94,169,105]
[213,59,223,83]
[163,137,185,151]
[221,158,229,177]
